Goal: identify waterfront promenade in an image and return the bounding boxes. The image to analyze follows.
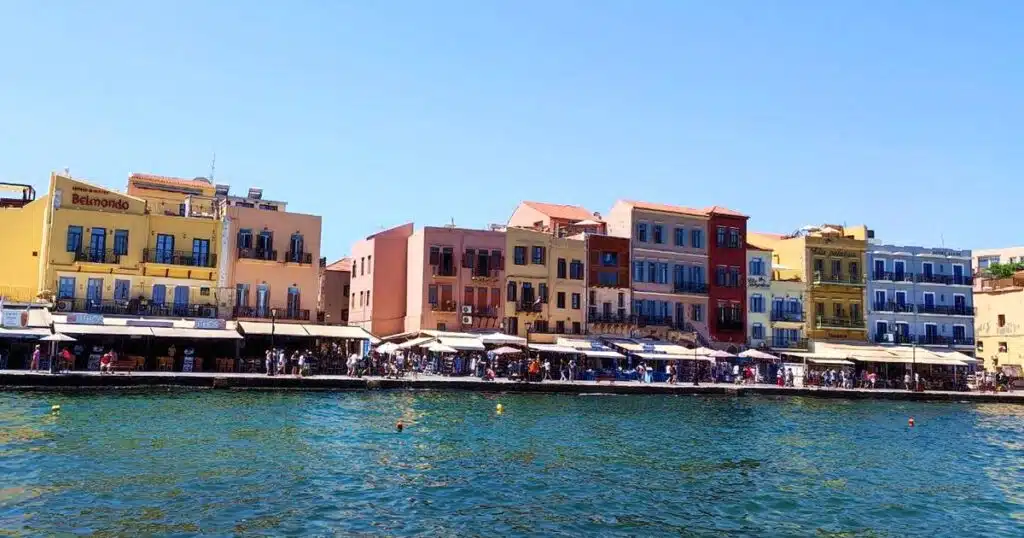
[1,369,1021,404]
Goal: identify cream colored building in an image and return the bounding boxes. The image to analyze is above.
[974,273,1024,371]
[746,246,771,347]
[973,246,1024,274]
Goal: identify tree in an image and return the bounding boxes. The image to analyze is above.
[985,262,1024,279]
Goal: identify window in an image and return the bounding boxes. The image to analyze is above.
[358,291,364,306]
[637,222,648,242]
[752,323,764,340]
[750,294,764,313]
[58,277,75,299]
[658,263,669,284]
[555,320,565,334]
[728,266,740,287]
[831,259,841,278]
[922,262,934,277]
[572,322,581,334]
[114,279,130,302]
[429,246,440,265]
[569,260,584,280]
[557,258,567,279]
[716,266,727,286]
[538,283,548,303]
[367,255,372,274]
[152,284,167,305]
[531,246,546,265]
[155,234,175,264]
[257,231,273,257]
[998,314,1005,327]
[571,293,581,309]
[833,303,843,318]
[633,261,645,282]
[236,284,250,308]
[600,252,617,266]
[287,287,302,317]
[653,225,664,244]
[977,340,983,352]
[815,302,824,316]
[716,226,726,247]
[514,246,527,265]
[290,233,305,261]
[437,322,447,331]
[463,249,476,269]
[113,230,129,256]
[255,285,269,316]
[192,239,210,267]
[360,257,365,276]
[749,257,764,276]
[691,229,703,249]
[728,228,740,248]
[556,292,566,309]
[66,225,82,253]
[873,259,885,278]
[464,286,474,306]
[238,229,253,249]
[850,303,861,320]
[506,281,517,302]
[439,247,455,275]
[691,304,703,322]
[999,342,1008,353]
[647,262,656,283]
[674,227,685,247]
[88,228,106,260]
[849,261,859,281]
[618,292,625,308]
[490,250,503,274]
[814,258,824,275]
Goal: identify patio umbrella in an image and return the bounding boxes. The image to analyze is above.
[490,346,523,355]
[40,333,76,342]
[376,342,399,354]
[738,349,779,360]
[425,343,457,354]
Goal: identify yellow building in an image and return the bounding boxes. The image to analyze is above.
[974,273,1024,372]
[0,172,228,318]
[502,227,586,343]
[750,224,870,344]
[0,182,48,302]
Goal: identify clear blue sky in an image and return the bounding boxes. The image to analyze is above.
[2,1,1021,260]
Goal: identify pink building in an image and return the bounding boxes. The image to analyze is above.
[349,223,413,336]
[224,199,322,323]
[405,226,505,332]
[507,201,605,236]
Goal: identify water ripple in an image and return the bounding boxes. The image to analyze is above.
[0,392,1021,536]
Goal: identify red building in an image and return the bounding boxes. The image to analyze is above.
[705,206,749,345]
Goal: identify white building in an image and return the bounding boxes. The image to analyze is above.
[746,246,772,347]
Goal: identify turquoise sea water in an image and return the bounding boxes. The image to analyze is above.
[0,391,1021,537]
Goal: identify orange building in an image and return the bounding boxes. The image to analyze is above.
[319,257,352,326]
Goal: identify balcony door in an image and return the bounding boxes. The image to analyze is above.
[875,321,888,340]
[152,284,166,305]
[155,234,175,263]
[923,292,935,310]
[86,278,103,309]
[954,294,966,311]
[953,325,966,342]
[89,228,106,261]
[874,290,886,308]
[893,260,905,281]
[924,324,938,338]
[922,262,933,278]
[236,284,250,309]
[873,259,884,278]
[953,264,964,283]
[258,231,273,257]
[895,290,907,307]
[173,286,190,316]
[114,279,130,303]
[256,285,269,317]
[287,287,301,318]
[192,239,210,267]
[290,234,304,262]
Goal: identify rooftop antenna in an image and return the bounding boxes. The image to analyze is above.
[209,152,216,182]
[63,167,70,177]
[940,233,945,247]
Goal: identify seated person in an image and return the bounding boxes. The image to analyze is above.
[99,352,112,373]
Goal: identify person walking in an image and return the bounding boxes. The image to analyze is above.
[30,345,41,371]
[542,359,551,381]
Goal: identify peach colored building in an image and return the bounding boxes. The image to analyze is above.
[349,223,413,336]
[222,188,321,323]
[507,201,606,236]
[607,200,711,342]
[318,257,351,325]
[405,226,506,333]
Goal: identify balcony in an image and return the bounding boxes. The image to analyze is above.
[285,251,313,264]
[238,247,277,262]
[432,265,457,278]
[588,312,630,324]
[815,316,866,330]
[73,249,121,265]
[812,272,864,286]
[915,274,973,286]
[873,332,914,345]
[469,305,501,318]
[770,311,804,322]
[143,249,217,268]
[233,305,310,321]
[635,315,682,328]
[715,318,745,331]
[470,269,501,281]
[431,301,459,313]
[672,282,709,295]
[515,301,543,313]
[767,338,810,350]
[916,304,975,316]
[871,271,914,282]
[58,298,218,318]
[872,302,915,314]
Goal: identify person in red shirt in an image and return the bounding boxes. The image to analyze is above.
[99,352,112,374]
[60,348,73,373]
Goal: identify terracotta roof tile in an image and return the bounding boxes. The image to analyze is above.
[622,200,708,218]
[522,201,596,222]
[703,205,747,218]
[326,257,353,272]
[129,173,213,189]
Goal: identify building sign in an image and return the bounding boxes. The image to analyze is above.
[126,319,175,328]
[195,318,227,330]
[747,276,770,288]
[52,175,143,215]
[66,313,104,325]
[809,247,860,258]
[1,309,28,328]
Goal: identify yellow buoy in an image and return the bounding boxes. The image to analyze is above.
[51,405,61,414]
[496,403,504,414]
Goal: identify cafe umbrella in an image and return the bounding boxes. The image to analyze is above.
[40,333,77,374]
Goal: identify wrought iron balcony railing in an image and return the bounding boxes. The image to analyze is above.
[143,248,217,268]
[285,251,313,264]
[238,247,277,262]
[57,298,218,318]
[916,304,975,316]
[770,311,804,322]
[672,282,709,295]
[815,316,866,329]
[812,272,864,286]
[74,249,121,264]
[233,305,310,321]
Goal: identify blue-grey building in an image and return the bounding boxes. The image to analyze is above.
[866,244,974,354]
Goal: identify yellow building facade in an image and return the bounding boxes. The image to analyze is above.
[750,224,869,343]
[974,274,1024,372]
[0,172,228,318]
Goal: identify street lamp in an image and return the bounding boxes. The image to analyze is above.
[269,308,278,377]
[692,345,700,386]
[525,321,533,382]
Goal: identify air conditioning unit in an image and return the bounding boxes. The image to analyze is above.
[461,305,473,314]
[55,299,72,312]
[462,315,473,325]
[201,306,217,318]
[884,333,894,343]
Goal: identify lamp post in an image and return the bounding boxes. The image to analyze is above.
[269,308,278,377]
[693,345,700,386]
[524,321,533,382]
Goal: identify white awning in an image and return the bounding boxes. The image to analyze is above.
[776,351,845,360]
[807,358,855,366]
[578,349,625,359]
[238,321,310,337]
[397,336,435,349]
[302,324,379,342]
[479,333,527,345]
[635,352,714,362]
[528,344,579,354]
[437,337,486,351]
[53,323,154,336]
[0,327,51,338]
[151,327,243,339]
